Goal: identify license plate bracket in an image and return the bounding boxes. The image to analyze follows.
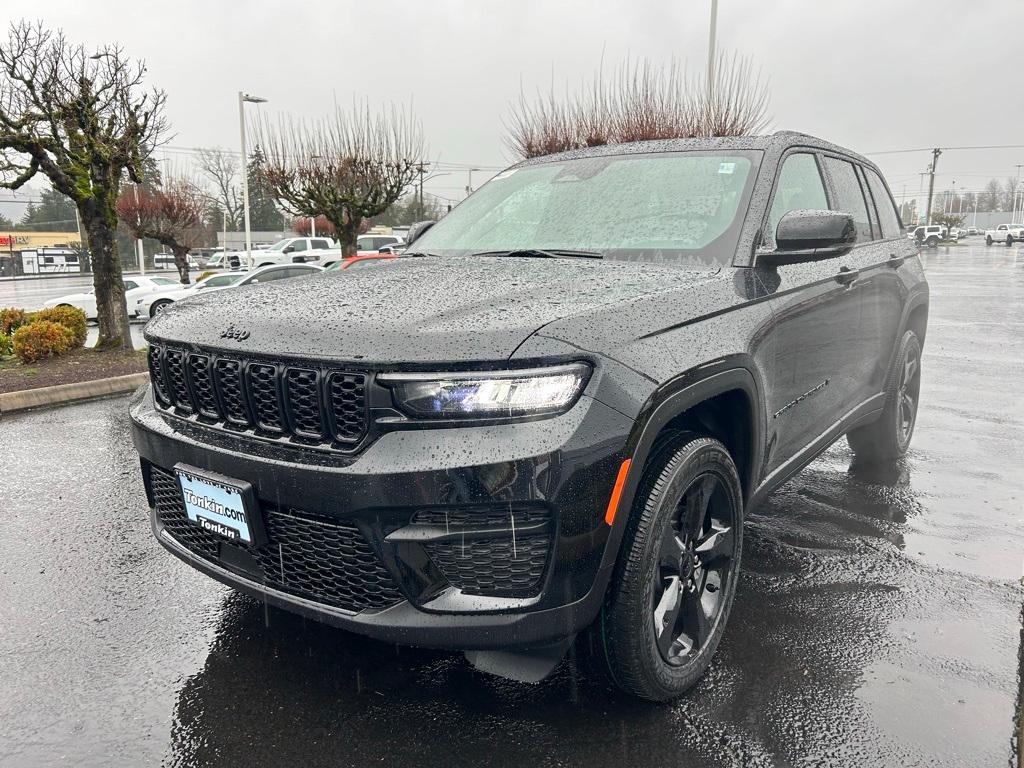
[174,463,265,546]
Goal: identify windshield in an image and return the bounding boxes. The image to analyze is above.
[413,150,761,265]
[268,239,292,251]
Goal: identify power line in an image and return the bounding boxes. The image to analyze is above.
[867,144,1024,156]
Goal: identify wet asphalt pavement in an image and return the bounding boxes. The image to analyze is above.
[1,243,1022,767]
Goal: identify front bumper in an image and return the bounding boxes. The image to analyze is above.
[130,385,633,650]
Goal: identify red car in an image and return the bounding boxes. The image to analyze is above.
[323,253,397,271]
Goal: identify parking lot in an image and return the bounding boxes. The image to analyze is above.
[1,243,1021,767]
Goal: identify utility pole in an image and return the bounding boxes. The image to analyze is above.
[707,0,719,100]
[416,162,429,219]
[925,148,941,224]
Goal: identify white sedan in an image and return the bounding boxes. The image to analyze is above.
[135,263,324,318]
[44,276,183,320]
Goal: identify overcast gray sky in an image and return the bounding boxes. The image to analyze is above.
[3,0,1022,217]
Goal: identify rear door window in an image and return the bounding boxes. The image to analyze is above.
[863,168,904,239]
[768,153,829,244]
[823,157,873,242]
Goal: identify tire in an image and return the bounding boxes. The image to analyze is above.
[986,236,993,245]
[847,330,922,460]
[595,433,744,701]
[925,236,938,246]
[150,299,172,317]
[1007,236,1014,246]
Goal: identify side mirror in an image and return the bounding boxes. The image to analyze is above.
[757,210,856,266]
[283,245,295,253]
[405,220,436,245]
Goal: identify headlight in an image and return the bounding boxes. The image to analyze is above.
[379,363,590,419]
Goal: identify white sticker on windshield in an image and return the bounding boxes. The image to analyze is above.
[718,162,736,174]
[492,168,518,180]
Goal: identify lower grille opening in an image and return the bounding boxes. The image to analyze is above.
[149,466,403,613]
[413,507,553,597]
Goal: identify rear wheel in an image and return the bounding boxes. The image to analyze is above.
[986,235,993,245]
[1007,235,1014,246]
[925,235,938,246]
[150,299,172,317]
[847,330,922,460]
[595,434,743,701]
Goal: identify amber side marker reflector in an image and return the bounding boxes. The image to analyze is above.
[604,458,632,526]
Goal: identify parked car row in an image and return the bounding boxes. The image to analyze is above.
[43,275,183,320]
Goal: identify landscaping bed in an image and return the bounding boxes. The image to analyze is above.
[0,346,148,394]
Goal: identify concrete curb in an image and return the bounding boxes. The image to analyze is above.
[0,372,149,415]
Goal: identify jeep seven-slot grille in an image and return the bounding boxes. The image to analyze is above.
[149,466,403,612]
[148,343,368,450]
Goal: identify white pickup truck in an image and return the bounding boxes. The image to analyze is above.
[984,223,1024,246]
[227,234,406,268]
[227,237,340,268]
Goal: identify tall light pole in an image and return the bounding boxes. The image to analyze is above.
[239,91,266,268]
[465,167,481,198]
[707,0,719,99]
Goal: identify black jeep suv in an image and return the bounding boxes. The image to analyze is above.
[131,131,928,701]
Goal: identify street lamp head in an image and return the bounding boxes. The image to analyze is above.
[241,94,267,104]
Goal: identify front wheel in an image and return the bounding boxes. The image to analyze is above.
[847,330,922,460]
[595,434,743,701]
[150,299,172,317]
[925,236,938,246]
[1007,236,1014,246]
[986,236,993,245]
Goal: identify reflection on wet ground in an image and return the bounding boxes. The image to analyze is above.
[0,245,1021,767]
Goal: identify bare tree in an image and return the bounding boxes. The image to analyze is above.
[255,103,424,256]
[506,53,770,160]
[0,21,166,349]
[117,179,205,284]
[196,147,243,230]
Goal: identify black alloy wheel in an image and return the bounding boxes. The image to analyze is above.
[894,338,921,449]
[847,330,922,459]
[651,471,736,665]
[594,433,744,701]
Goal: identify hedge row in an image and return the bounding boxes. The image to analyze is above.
[0,305,88,364]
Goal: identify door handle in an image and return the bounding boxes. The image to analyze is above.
[835,266,858,285]
[887,253,905,268]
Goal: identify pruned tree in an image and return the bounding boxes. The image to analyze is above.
[291,215,337,238]
[930,211,965,234]
[196,147,243,230]
[255,103,424,256]
[0,20,167,349]
[117,179,205,284]
[506,52,770,160]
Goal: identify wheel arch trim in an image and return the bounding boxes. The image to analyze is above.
[597,362,764,575]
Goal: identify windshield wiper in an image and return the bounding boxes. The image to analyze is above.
[401,251,439,258]
[471,248,603,259]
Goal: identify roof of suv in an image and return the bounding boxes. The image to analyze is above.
[514,130,875,171]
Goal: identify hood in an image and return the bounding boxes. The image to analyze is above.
[47,292,91,304]
[145,256,717,365]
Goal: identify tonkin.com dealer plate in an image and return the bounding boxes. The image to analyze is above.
[174,464,264,545]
